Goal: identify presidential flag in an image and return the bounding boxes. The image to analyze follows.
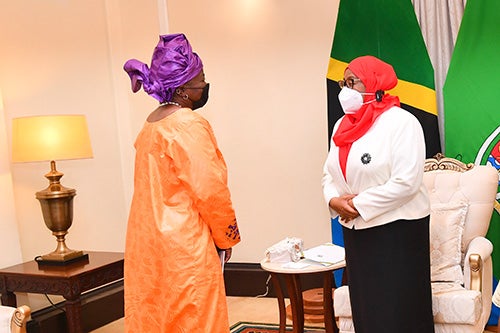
[326,0,441,287]
[443,0,500,325]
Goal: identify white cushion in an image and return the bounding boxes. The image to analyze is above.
[333,285,351,317]
[334,282,482,326]
[430,202,468,283]
[432,282,481,324]
[338,319,356,333]
[0,306,15,333]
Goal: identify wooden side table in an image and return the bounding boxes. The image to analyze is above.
[260,259,345,333]
[0,251,124,333]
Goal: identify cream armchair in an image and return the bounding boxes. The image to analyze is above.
[0,305,30,333]
[333,154,499,333]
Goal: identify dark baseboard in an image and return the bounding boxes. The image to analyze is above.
[26,262,330,332]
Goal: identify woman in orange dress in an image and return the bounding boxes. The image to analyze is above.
[123,33,241,333]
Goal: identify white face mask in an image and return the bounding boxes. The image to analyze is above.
[338,87,364,114]
[338,87,378,114]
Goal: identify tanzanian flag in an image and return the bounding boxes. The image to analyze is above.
[443,0,500,325]
[327,0,441,156]
[326,0,441,287]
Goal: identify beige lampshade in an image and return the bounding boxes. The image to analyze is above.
[11,115,93,163]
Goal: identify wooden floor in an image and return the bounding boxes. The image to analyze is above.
[90,296,497,332]
[91,296,305,332]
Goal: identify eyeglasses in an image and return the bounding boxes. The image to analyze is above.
[338,78,362,89]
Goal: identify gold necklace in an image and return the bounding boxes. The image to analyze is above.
[159,101,182,107]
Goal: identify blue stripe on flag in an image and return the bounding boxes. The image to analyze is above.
[489,278,500,325]
[331,217,344,287]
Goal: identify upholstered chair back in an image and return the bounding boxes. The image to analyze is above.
[423,158,497,257]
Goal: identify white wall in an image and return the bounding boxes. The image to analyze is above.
[0,90,23,268]
[163,0,339,261]
[0,0,340,270]
[1,1,127,263]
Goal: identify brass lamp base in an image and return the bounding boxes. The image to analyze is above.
[41,249,86,262]
[35,161,88,266]
[36,252,89,266]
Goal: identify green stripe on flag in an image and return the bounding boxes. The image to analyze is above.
[443,0,500,325]
[329,0,435,90]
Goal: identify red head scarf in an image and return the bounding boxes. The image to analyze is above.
[333,55,401,178]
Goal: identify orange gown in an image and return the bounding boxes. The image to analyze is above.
[124,108,240,333]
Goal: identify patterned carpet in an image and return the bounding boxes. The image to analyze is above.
[230,321,325,332]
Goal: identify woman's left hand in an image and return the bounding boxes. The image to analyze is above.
[222,248,232,263]
[330,194,359,222]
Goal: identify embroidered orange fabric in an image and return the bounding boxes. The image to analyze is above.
[124,109,240,333]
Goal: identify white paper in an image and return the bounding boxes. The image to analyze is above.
[302,243,345,266]
[281,261,311,269]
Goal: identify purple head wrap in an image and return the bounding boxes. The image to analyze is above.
[123,33,203,103]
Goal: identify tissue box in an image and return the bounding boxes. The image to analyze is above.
[265,237,304,263]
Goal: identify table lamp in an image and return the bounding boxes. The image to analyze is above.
[11,115,93,264]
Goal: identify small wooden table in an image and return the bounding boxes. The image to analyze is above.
[0,251,124,333]
[261,259,345,333]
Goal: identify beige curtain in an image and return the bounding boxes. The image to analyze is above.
[412,0,467,147]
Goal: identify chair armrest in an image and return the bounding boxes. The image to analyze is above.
[11,305,30,333]
[464,237,493,292]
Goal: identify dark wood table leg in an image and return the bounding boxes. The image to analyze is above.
[65,297,83,333]
[323,272,338,333]
[285,274,304,333]
[270,273,287,333]
[0,291,17,307]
